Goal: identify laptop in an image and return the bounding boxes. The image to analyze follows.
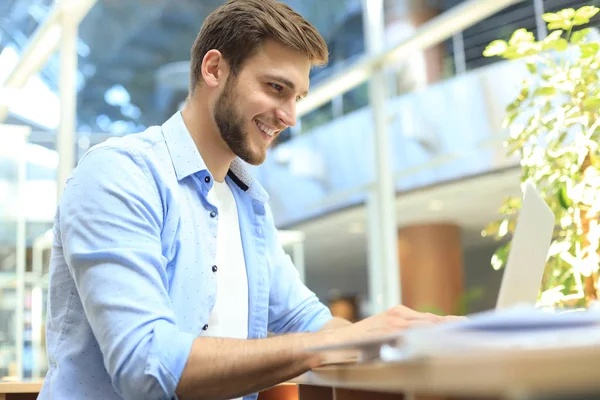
[304,183,556,360]
[494,182,555,310]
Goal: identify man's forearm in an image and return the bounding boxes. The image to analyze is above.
[320,317,352,331]
[175,331,337,400]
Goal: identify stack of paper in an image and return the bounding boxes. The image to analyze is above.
[380,305,600,362]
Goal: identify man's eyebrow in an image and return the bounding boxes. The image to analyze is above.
[264,74,308,96]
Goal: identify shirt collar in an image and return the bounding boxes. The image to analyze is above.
[161,111,269,204]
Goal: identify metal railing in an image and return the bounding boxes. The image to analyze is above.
[296,0,525,119]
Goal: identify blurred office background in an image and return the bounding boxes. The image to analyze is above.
[0,0,597,382]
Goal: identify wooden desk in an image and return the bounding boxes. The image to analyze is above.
[292,344,600,400]
[0,382,42,400]
[5,345,600,400]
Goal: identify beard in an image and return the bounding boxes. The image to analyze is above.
[213,75,266,165]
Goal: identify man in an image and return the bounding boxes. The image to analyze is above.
[39,1,454,399]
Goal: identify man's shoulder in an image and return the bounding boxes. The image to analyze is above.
[79,126,169,173]
[62,125,175,202]
[60,126,170,210]
[88,125,165,158]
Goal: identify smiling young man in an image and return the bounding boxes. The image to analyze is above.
[39,1,455,400]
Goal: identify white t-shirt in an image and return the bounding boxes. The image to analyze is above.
[204,179,249,400]
[204,179,249,341]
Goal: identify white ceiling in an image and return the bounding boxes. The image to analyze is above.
[287,166,523,281]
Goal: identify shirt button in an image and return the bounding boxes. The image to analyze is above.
[210,211,216,218]
[212,265,218,272]
[204,176,211,183]
[203,324,209,331]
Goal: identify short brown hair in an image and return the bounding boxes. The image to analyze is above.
[189,0,329,93]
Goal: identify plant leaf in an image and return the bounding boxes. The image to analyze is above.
[491,242,511,271]
[509,28,535,46]
[506,98,522,112]
[515,41,543,56]
[542,12,562,23]
[591,152,600,168]
[545,29,564,43]
[555,38,569,51]
[534,87,558,97]
[580,42,599,58]
[519,87,529,100]
[548,21,573,30]
[545,38,569,51]
[559,8,576,20]
[503,111,520,129]
[499,196,522,215]
[498,219,510,237]
[571,28,591,44]
[573,15,591,26]
[558,184,572,210]
[483,40,508,57]
[481,220,500,238]
[575,6,600,21]
[526,62,537,74]
[583,97,600,112]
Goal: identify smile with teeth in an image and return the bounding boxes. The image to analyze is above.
[255,119,277,137]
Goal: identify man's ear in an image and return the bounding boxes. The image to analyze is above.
[201,49,226,88]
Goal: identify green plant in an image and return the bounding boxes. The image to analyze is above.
[482,6,600,308]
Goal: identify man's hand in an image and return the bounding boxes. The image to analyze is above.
[330,305,466,342]
[308,305,466,366]
[355,305,461,333]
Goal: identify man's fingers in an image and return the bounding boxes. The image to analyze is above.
[380,319,435,333]
[392,309,445,323]
[388,305,439,320]
[407,320,436,327]
[387,305,467,323]
[443,315,468,321]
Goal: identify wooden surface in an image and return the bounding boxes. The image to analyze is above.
[258,382,298,400]
[0,394,38,400]
[333,388,405,399]
[293,344,600,399]
[4,344,600,399]
[0,382,42,394]
[0,382,43,400]
[298,385,333,400]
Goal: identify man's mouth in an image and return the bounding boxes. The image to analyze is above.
[255,119,277,137]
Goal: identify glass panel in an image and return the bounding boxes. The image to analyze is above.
[27,224,52,380]
[0,124,29,380]
[23,279,49,380]
[0,124,52,380]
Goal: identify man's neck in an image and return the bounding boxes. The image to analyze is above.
[181,98,235,183]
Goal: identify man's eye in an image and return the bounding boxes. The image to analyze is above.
[270,83,283,91]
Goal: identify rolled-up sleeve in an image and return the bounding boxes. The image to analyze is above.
[59,145,195,400]
[265,205,332,334]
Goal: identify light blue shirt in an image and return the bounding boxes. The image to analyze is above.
[39,112,332,400]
